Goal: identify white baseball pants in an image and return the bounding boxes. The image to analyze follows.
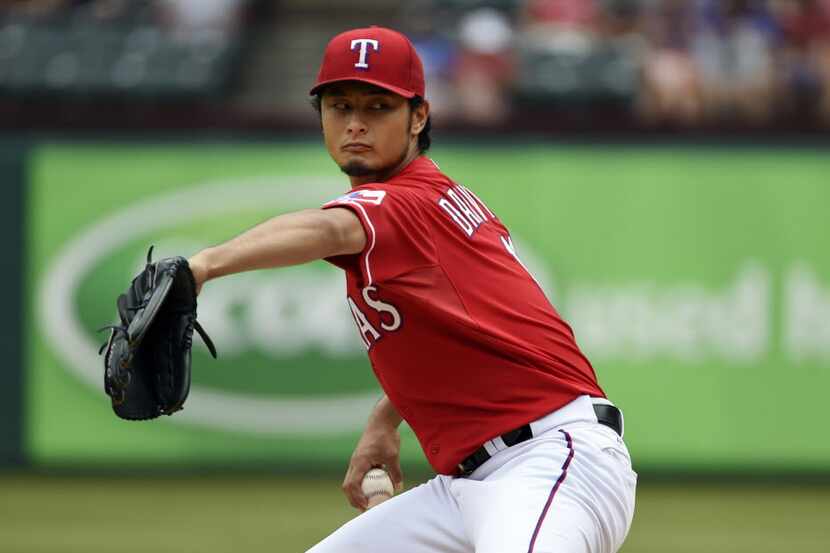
[307,395,637,553]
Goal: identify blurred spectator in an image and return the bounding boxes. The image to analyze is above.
[770,0,830,124]
[691,0,778,125]
[639,0,705,126]
[524,0,600,30]
[403,1,458,120]
[156,0,246,33]
[598,0,644,38]
[521,0,600,53]
[455,8,514,124]
[514,0,644,119]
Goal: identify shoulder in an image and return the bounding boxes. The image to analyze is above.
[337,181,433,210]
[328,187,393,207]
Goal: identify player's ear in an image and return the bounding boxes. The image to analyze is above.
[410,99,430,136]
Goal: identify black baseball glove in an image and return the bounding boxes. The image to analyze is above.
[99,247,217,421]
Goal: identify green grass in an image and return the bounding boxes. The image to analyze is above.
[623,482,830,553]
[1,475,828,553]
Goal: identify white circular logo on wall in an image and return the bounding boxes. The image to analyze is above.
[39,176,555,435]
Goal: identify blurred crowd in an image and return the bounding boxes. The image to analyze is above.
[0,0,253,99]
[407,0,830,128]
[2,0,829,131]
[638,0,830,127]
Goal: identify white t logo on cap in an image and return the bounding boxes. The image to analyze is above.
[351,39,379,69]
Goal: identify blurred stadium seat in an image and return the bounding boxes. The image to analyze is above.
[0,1,241,100]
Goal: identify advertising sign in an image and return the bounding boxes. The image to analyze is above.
[28,143,830,472]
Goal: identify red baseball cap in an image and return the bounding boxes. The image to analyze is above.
[310,26,425,99]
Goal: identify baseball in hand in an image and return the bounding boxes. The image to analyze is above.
[361,468,395,509]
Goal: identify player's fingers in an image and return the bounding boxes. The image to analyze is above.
[341,470,363,509]
[342,461,369,510]
[387,459,404,491]
[343,479,365,510]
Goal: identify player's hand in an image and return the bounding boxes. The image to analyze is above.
[342,422,403,511]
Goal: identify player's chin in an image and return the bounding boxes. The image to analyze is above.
[338,158,377,177]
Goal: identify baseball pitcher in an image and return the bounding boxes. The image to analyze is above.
[109,26,637,553]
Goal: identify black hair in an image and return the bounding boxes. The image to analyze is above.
[310,93,432,153]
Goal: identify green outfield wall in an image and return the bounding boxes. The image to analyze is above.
[24,142,830,473]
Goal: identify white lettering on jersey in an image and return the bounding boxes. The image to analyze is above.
[350,38,379,69]
[439,198,474,236]
[347,296,380,349]
[448,188,483,225]
[362,285,401,331]
[458,185,491,220]
[460,185,495,218]
[501,234,519,260]
[437,186,493,237]
[347,287,402,349]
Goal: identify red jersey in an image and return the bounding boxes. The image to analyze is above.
[323,156,604,475]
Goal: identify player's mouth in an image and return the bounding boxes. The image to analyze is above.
[342,142,372,153]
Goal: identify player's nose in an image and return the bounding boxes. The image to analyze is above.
[345,112,368,136]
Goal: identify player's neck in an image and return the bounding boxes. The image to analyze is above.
[349,144,420,188]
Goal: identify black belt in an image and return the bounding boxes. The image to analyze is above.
[457,403,623,477]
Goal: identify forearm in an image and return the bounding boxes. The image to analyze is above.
[193,208,362,284]
[367,395,403,430]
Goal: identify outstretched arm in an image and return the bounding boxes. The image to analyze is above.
[188,207,365,293]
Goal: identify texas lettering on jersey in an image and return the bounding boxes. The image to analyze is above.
[346,285,402,349]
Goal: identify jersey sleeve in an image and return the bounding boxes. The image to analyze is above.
[322,185,437,285]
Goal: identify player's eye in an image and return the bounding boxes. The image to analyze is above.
[369,102,389,110]
[331,102,350,111]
